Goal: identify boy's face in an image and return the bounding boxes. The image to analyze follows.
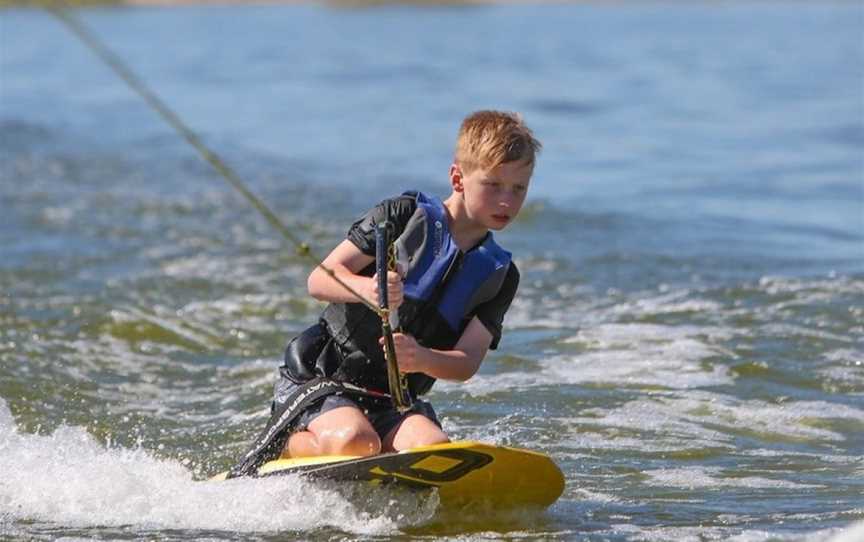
[451,159,533,231]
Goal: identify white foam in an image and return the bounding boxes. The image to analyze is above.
[506,285,731,332]
[440,413,538,447]
[757,275,864,296]
[565,394,734,452]
[609,290,723,317]
[760,323,854,344]
[608,524,742,542]
[453,322,734,397]
[0,400,432,534]
[743,449,862,466]
[562,391,864,454]
[503,291,607,330]
[609,524,844,542]
[573,488,619,503]
[817,364,864,389]
[554,345,732,389]
[563,322,735,349]
[691,395,864,443]
[41,205,76,225]
[158,252,304,292]
[828,521,864,542]
[643,466,822,490]
[724,530,815,542]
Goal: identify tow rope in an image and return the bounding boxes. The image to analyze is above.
[46,4,411,408]
[45,4,378,315]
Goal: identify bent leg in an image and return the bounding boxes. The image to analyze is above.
[285,406,381,458]
[383,413,449,453]
[284,430,318,458]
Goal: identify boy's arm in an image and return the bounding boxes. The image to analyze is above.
[388,264,520,382]
[310,195,415,307]
[307,239,402,307]
[389,317,493,382]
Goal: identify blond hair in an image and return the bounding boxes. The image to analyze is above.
[455,110,541,174]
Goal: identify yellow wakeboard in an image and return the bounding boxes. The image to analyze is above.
[213,440,564,509]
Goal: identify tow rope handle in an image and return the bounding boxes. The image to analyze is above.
[375,222,413,412]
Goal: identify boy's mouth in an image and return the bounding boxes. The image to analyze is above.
[491,214,510,224]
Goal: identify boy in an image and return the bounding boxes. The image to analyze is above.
[229,110,540,477]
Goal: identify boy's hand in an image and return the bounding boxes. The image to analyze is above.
[380,332,424,374]
[371,270,404,310]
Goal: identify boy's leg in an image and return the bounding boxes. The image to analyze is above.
[285,406,381,458]
[382,413,449,453]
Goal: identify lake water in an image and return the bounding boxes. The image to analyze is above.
[1,2,863,540]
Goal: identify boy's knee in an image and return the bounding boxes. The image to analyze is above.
[321,426,381,457]
[411,433,450,448]
[388,416,450,451]
[285,430,317,458]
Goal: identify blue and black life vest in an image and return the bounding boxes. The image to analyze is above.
[321,191,512,397]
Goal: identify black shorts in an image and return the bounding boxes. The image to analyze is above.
[273,377,441,440]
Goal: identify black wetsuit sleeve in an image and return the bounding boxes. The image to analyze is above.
[473,263,520,350]
[346,194,418,256]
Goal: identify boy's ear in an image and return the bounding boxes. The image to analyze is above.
[449,163,464,193]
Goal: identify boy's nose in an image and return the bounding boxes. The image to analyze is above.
[499,191,518,207]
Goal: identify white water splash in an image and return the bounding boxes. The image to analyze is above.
[0,400,433,535]
[449,322,734,397]
[570,391,864,446]
[643,466,823,490]
[757,275,864,296]
[609,289,724,317]
[612,525,847,542]
[828,521,864,542]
